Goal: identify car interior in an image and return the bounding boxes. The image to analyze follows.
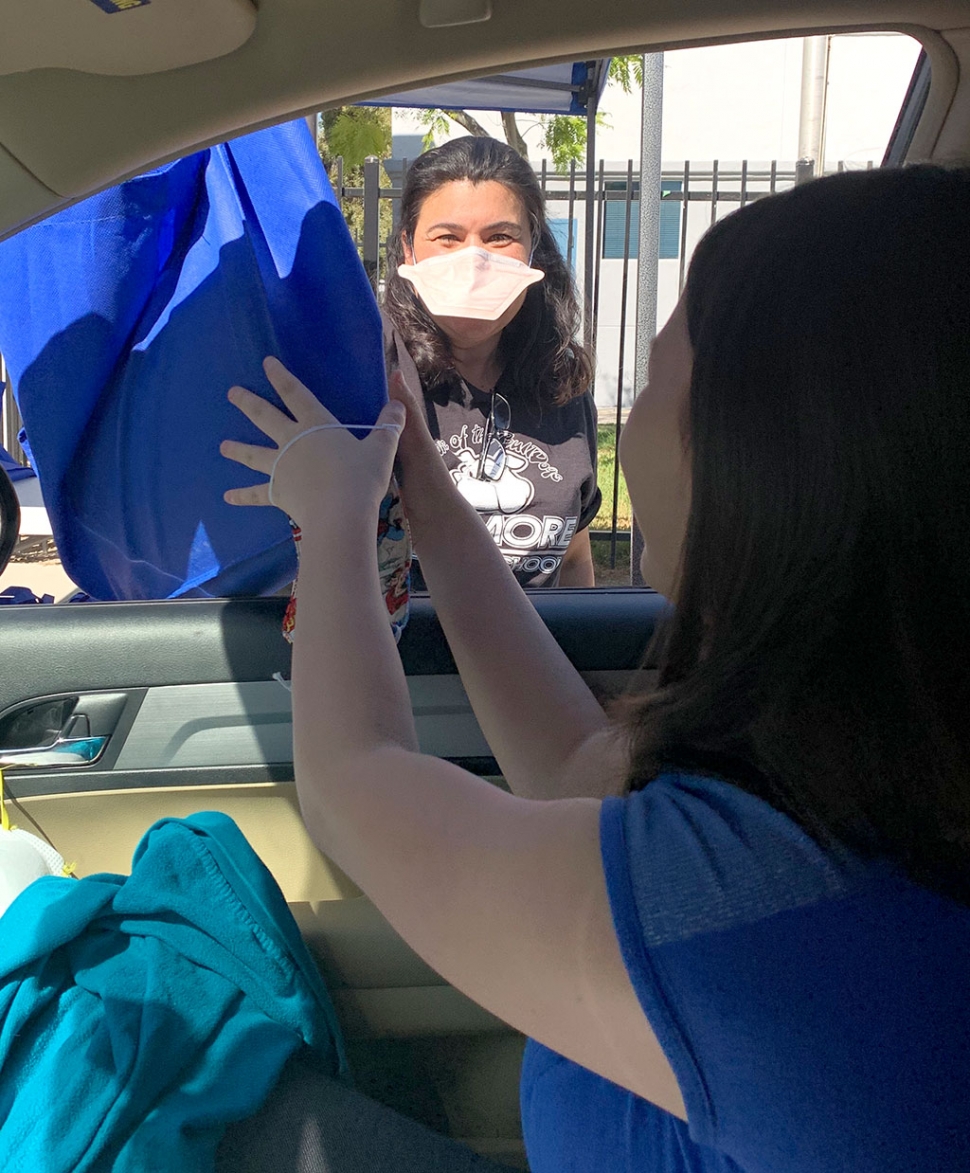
[1,0,969,1165]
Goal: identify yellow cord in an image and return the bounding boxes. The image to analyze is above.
[0,767,75,876]
[0,767,11,832]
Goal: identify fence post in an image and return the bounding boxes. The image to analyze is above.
[582,121,597,350]
[710,158,719,224]
[566,159,576,270]
[678,161,690,294]
[795,157,816,185]
[609,160,636,571]
[362,155,381,293]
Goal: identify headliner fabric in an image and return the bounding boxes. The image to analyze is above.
[0,811,347,1173]
[0,120,386,599]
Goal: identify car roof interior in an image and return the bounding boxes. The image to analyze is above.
[1,0,969,243]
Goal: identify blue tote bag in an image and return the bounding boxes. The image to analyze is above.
[0,120,386,599]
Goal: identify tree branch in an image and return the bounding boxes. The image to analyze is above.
[501,112,530,159]
[443,109,491,138]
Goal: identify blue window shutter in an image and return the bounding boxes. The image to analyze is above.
[548,217,578,271]
[659,180,682,260]
[602,179,682,260]
[603,182,639,260]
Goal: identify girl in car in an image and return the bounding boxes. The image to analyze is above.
[382,135,601,589]
[221,163,970,1172]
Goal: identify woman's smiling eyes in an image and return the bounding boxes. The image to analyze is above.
[428,231,519,247]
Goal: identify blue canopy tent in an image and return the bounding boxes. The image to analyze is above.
[365,61,609,118]
[359,59,611,347]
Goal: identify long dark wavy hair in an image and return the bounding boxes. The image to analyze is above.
[626,164,970,903]
[383,136,592,410]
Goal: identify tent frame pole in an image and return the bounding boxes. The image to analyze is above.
[582,65,600,352]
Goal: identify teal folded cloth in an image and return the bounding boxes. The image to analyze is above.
[0,812,346,1172]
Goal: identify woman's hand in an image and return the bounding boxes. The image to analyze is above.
[220,356,404,530]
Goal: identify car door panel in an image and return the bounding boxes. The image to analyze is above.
[0,590,663,1164]
[0,592,664,797]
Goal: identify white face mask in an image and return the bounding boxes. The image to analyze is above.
[398,246,545,321]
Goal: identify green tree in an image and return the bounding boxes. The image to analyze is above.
[408,56,643,170]
[318,106,391,170]
[316,106,393,254]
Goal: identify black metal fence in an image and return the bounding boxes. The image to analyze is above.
[342,157,800,294]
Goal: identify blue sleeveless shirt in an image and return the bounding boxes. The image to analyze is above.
[520,773,970,1172]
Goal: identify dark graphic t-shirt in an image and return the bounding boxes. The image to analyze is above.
[386,323,601,588]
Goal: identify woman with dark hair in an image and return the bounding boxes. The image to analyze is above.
[383,135,600,588]
[222,164,970,1171]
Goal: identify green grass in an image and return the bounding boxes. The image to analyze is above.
[590,535,631,585]
[589,424,634,585]
[592,424,632,532]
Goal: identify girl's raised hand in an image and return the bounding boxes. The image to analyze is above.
[220,356,405,529]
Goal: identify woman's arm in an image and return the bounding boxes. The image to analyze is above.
[558,526,596,587]
[220,362,684,1119]
[293,524,679,1114]
[391,375,627,799]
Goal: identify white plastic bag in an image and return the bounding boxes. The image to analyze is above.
[0,827,65,918]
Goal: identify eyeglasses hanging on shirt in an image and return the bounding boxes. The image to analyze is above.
[477,391,512,481]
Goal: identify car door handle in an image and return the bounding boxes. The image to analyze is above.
[0,691,130,771]
[0,735,110,769]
